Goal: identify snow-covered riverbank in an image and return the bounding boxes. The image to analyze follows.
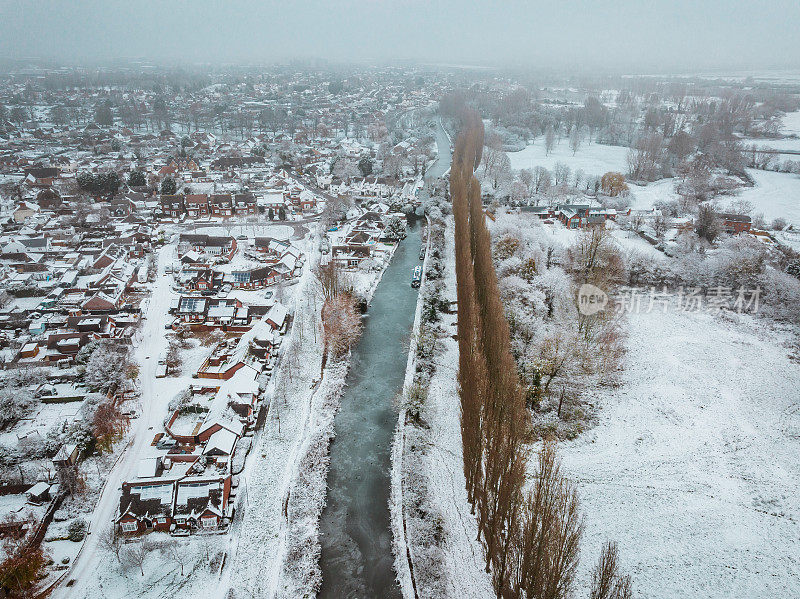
[393,215,494,599]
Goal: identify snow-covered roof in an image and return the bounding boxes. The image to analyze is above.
[203,428,238,456]
[28,482,50,496]
[266,302,288,328]
[137,457,160,478]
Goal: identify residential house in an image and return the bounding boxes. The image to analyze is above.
[185,194,210,218]
[718,213,752,234]
[209,194,234,217]
[159,194,185,219]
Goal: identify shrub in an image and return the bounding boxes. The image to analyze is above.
[67,519,87,542]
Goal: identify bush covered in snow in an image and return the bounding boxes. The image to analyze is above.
[0,385,34,430]
[401,422,447,599]
[67,518,87,542]
[625,234,800,322]
[490,218,627,439]
[82,341,130,394]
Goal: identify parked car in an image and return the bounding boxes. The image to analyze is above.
[155,356,168,378]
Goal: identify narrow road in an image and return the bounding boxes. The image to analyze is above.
[56,243,177,599]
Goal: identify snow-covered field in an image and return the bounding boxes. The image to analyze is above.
[736,110,800,152]
[610,226,668,260]
[735,169,800,225]
[628,179,678,210]
[781,110,800,136]
[561,306,800,598]
[623,168,800,227]
[740,136,800,153]
[508,138,629,176]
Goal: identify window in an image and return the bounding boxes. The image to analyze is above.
[201,516,217,529]
[176,518,185,525]
[121,521,138,532]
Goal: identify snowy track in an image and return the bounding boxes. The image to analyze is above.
[215,235,324,599]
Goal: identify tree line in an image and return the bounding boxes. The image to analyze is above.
[451,106,631,598]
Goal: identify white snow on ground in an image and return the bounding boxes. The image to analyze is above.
[781,110,800,136]
[422,335,496,598]
[734,168,800,225]
[739,109,800,152]
[508,138,629,176]
[609,226,668,261]
[775,229,800,252]
[407,218,494,598]
[625,166,800,229]
[561,305,800,599]
[740,136,800,153]
[628,179,678,210]
[192,223,293,240]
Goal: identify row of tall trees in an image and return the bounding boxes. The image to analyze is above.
[452,109,631,598]
[452,110,585,598]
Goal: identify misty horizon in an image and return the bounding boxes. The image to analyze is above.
[2,0,800,74]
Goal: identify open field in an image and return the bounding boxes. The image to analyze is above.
[508,138,629,176]
[562,306,800,598]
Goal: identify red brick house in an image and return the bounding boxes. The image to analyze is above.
[24,167,60,187]
[117,480,175,534]
[233,193,257,216]
[209,194,234,217]
[117,475,232,535]
[173,476,231,532]
[174,296,209,323]
[718,213,752,234]
[185,194,210,218]
[159,194,185,219]
[226,266,280,289]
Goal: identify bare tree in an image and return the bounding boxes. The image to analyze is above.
[121,541,150,576]
[511,441,584,599]
[553,162,571,186]
[591,540,634,599]
[627,132,664,182]
[99,526,124,565]
[164,539,189,576]
[569,126,582,156]
[545,125,556,155]
[532,166,552,195]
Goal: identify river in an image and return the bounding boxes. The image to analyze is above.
[319,220,422,598]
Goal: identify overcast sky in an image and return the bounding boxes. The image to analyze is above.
[1,0,798,73]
